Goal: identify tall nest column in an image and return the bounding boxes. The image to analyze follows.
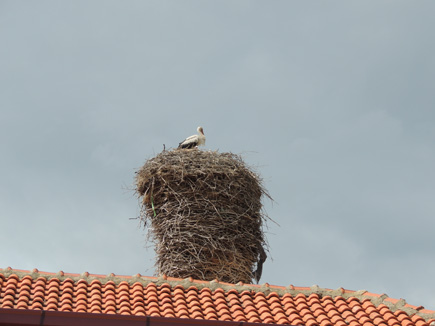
[135,149,271,284]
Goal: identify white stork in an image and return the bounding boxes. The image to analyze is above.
[178,126,206,149]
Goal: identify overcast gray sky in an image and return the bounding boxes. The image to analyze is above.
[1,0,435,310]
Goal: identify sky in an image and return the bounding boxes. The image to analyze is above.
[1,0,435,310]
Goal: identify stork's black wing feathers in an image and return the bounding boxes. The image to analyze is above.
[178,141,198,149]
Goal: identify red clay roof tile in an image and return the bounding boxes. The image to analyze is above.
[1,267,434,325]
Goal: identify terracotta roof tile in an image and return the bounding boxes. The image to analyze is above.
[1,267,435,325]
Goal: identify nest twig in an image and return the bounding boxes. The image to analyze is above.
[135,149,272,284]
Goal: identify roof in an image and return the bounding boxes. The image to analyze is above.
[1,267,434,326]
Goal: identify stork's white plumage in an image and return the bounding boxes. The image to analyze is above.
[178,126,206,149]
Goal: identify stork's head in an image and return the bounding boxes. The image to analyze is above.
[197,126,204,135]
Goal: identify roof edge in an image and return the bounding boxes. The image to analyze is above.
[0,308,274,326]
[1,267,434,322]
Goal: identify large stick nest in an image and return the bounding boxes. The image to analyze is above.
[135,149,271,284]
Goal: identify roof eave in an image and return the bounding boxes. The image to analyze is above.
[0,308,279,326]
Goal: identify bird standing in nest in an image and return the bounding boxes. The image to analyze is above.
[178,126,206,149]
